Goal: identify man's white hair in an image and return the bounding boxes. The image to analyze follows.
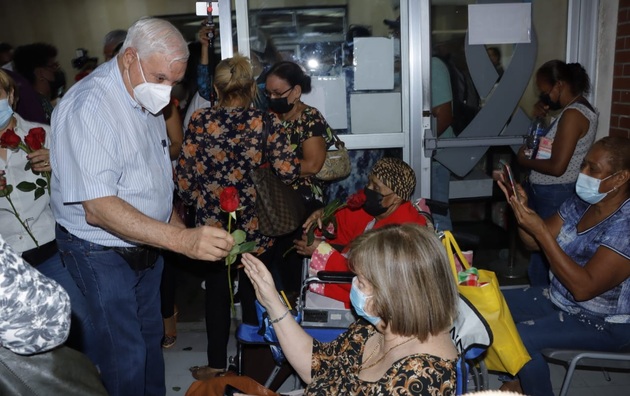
[120,17,189,65]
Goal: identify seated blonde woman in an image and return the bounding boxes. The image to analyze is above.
[242,223,458,395]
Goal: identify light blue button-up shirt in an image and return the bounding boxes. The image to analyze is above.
[49,59,173,247]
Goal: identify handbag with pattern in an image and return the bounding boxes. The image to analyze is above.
[315,132,351,181]
[252,116,306,237]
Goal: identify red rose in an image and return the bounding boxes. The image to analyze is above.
[0,128,22,150]
[24,127,46,151]
[220,186,239,213]
[346,189,366,210]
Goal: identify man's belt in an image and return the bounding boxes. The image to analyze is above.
[56,224,159,271]
[111,246,160,272]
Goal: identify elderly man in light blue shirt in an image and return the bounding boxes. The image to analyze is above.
[49,18,234,396]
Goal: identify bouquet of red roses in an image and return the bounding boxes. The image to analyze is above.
[0,127,50,247]
[0,127,50,199]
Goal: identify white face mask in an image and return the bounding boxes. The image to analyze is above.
[575,172,618,204]
[130,53,172,115]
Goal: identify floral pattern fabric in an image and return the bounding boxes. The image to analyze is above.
[306,320,456,396]
[284,105,334,204]
[0,237,70,355]
[176,106,299,254]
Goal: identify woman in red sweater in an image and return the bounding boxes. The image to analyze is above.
[294,157,427,305]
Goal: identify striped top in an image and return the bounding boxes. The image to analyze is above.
[49,59,173,247]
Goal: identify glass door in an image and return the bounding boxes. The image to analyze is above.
[221,0,593,201]
[232,0,416,200]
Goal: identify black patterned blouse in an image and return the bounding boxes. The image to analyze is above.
[176,106,300,254]
[283,105,334,204]
[306,321,457,396]
[0,237,71,355]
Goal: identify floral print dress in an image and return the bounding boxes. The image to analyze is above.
[306,321,457,396]
[283,105,334,205]
[176,106,299,254]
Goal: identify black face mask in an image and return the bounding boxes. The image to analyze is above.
[268,96,294,114]
[363,188,390,217]
[539,92,562,111]
[49,70,66,100]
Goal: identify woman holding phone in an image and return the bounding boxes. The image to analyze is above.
[497,136,630,396]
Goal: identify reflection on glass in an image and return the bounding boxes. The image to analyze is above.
[246,2,404,208]
[247,4,402,136]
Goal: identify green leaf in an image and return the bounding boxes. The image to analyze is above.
[230,211,237,221]
[16,181,37,192]
[307,225,315,246]
[225,254,237,266]
[34,187,45,201]
[24,162,31,171]
[36,178,47,187]
[231,229,247,245]
[236,241,257,254]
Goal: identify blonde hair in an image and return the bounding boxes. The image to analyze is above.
[348,223,457,340]
[214,53,256,106]
[0,69,17,108]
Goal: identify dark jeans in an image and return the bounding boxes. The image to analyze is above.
[504,287,630,396]
[524,182,575,286]
[56,227,165,396]
[35,249,98,364]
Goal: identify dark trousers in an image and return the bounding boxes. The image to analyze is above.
[204,247,276,369]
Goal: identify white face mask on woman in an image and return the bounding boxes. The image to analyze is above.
[130,53,172,115]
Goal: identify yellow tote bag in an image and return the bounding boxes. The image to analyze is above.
[442,231,531,376]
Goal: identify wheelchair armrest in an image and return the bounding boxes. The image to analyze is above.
[316,271,354,283]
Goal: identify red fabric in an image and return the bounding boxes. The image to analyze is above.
[321,202,427,306]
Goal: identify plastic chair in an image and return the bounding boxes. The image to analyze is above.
[542,348,630,396]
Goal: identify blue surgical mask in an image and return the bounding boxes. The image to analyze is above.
[350,277,381,326]
[575,172,618,204]
[0,98,14,130]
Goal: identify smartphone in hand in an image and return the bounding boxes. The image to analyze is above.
[499,160,517,199]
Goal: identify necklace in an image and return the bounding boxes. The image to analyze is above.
[359,335,417,371]
[360,333,384,369]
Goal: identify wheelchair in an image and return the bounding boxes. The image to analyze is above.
[235,260,492,394]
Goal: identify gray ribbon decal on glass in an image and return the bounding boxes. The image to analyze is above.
[434,23,538,177]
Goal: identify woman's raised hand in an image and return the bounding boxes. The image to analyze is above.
[28,148,51,172]
[241,253,281,310]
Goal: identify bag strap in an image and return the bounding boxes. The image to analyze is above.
[260,113,272,164]
[441,231,472,280]
[330,130,346,150]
